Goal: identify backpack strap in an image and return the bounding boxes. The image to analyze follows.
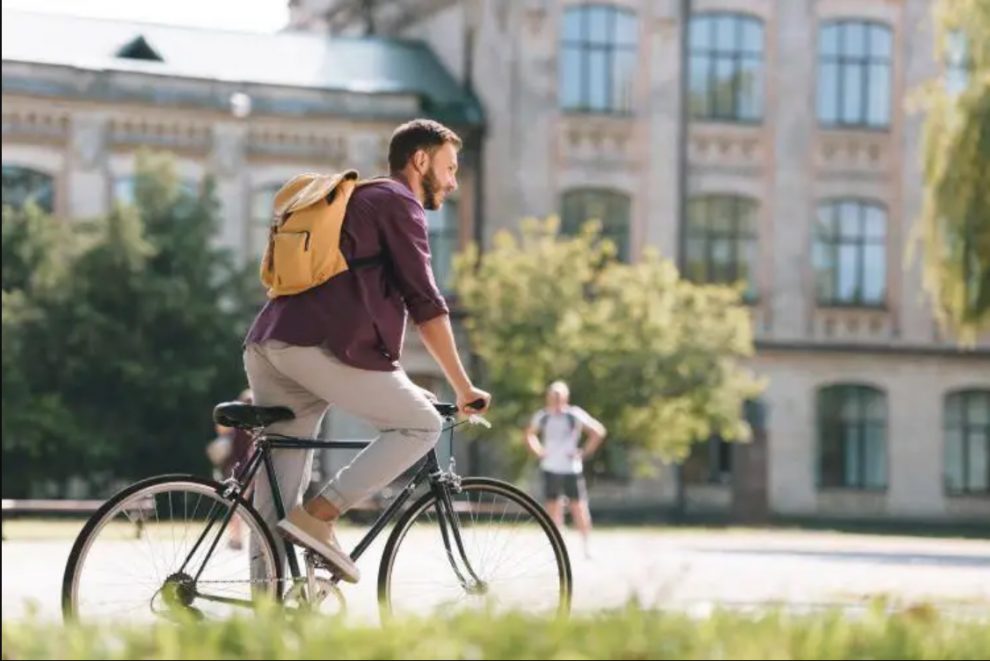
[537,411,549,440]
[538,410,579,440]
[341,175,395,272]
[347,253,384,269]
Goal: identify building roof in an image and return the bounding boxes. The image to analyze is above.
[1,9,482,125]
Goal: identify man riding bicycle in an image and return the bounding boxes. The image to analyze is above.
[242,119,491,584]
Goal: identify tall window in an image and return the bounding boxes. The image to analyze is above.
[683,435,733,485]
[945,30,972,95]
[425,199,458,291]
[561,188,631,261]
[113,176,199,206]
[250,184,281,261]
[945,390,989,495]
[817,20,892,128]
[1,165,54,213]
[813,200,886,306]
[818,385,887,489]
[685,195,758,299]
[688,13,764,121]
[560,5,638,113]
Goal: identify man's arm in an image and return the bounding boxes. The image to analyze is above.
[524,424,545,459]
[374,190,490,413]
[577,410,607,459]
[417,314,490,414]
[376,193,449,325]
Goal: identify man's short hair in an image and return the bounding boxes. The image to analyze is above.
[388,119,462,173]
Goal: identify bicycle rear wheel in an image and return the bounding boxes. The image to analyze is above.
[378,477,572,619]
[62,474,281,623]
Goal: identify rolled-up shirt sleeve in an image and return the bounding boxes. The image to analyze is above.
[379,194,450,324]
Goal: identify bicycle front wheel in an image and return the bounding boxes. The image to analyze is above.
[378,477,572,619]
[62,474,281,623]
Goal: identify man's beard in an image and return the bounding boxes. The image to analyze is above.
[421,169,444,210]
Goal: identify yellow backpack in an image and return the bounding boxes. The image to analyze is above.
[260,170,379,298]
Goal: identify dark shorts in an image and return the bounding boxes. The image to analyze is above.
[542,471,587,501]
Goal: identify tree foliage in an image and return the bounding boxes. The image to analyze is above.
[2,152,256,496]
[917,0,990,341]
[454,218,763,476]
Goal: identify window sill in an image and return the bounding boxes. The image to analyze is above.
[689,117,763,127]
[817,485,888,493]
[817,123,891,134]
[816,303,888,312]
[560,109,636,119]
[944,490,990,499]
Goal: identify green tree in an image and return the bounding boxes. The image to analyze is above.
[917,0,990,341]
[453,218,763,477]
[2,203,82,495]
[1,152,256,496]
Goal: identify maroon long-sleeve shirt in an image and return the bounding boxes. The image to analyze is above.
[244,175,449,371]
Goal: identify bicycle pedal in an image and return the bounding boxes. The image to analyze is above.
[304,551,344,579]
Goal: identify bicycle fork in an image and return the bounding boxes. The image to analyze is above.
[431,476,488,595]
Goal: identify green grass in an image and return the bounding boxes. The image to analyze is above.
[3,602,989,660]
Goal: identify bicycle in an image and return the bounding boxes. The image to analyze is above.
[62,400,572,622]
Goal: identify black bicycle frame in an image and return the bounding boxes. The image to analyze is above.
[182,419,483,606]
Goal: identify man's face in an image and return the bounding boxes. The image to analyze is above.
[546,388,568,412]
[420,142,459,211]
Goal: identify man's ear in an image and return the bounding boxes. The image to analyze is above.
[412,149,429,174]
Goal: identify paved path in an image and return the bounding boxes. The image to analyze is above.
[4,523,988,623]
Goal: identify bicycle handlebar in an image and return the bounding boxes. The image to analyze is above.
[434,399,488,418]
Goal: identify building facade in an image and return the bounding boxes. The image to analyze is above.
[291,0,990,524]
[4,2,987,523]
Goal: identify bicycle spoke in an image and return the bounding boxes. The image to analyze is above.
[65,479,278,624]
[383,480,569,618]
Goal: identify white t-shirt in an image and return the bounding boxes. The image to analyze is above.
[530,406,595,475]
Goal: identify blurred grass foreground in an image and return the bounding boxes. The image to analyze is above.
[3,602,989,660]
